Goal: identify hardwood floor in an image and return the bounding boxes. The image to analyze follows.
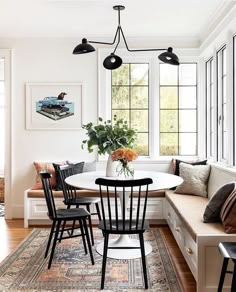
[0,218,196,291]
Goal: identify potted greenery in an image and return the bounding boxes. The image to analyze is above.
[82,116,137,176]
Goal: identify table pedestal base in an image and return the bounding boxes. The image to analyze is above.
[96,235,152,259]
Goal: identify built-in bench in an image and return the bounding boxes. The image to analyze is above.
[24,189,165,228]
[24,164,236,292]
[164,165,236,292]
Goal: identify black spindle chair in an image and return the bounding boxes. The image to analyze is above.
[58,164,101,245]
[217,242,236,291]
[58,165,101,245]
[40,172,94,269]
[95,177,153,290]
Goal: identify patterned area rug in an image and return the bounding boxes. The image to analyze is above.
[0,228,182,291]
[0,203,4,217]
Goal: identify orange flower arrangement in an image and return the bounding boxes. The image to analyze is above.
[111,148,138,177]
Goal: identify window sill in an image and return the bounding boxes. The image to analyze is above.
[97,156,200,165]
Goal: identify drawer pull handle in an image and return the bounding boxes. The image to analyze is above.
[186,247,193,254]
[167,212,171,218]
[175,227,180,232]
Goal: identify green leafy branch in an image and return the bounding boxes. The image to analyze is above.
[82,116,137,155]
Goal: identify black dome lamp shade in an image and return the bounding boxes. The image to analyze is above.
[73,6,179,70]
[158,47,179,65]
[103,53,122,70]
[72,38,95,54]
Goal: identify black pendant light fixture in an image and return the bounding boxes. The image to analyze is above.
[73,5,179,70]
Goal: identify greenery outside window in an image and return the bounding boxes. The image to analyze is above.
[111,63,149,156]
[159,63,197,156]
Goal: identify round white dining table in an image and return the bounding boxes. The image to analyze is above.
[65,170,183,259]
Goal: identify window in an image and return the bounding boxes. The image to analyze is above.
[100,50,199,160]
[206,58,216,158]
[0,58,4,173]
[159,63,197,156]
[217,46,227,162]
[111,63,149,156]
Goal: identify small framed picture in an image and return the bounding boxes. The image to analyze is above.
[26,82,84,130]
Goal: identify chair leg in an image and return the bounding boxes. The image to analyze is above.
[70,219,77,236]
[86,205,94,246]
[82,217,94,265]
[48,220,61,269]
[101,233,109,290]
[231,262,236,292]
[45,220,56,258]
[139,232,148,289]
[79,218,87,254]
[217,258,229,292]
[59,220,66,242]
[95,202,101,221]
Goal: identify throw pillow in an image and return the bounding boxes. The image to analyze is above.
[203,182,236,223]
[32,162,57,190]
[53,161,85,191]
[172,158,208,176]
[174,163,211,197]
[83,161,96,172]
[220,189,236,233]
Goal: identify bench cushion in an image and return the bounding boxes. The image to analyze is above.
[165,190,226,241]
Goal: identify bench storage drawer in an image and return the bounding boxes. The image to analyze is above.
[165,200,197,279]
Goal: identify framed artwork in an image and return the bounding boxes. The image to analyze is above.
[26,82,84,130]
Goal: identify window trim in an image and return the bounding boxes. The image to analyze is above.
[0,49,12,219]
[206,57,217,160]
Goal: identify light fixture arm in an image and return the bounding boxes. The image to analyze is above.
[72,5,180,69]
[112,27,121,54]
[88,26,119,46]
[120,27,166,52]
[86,5,168,52]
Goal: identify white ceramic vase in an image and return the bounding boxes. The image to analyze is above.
[106,154,119,177]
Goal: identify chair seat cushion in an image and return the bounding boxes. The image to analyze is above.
[98,219,149,232]
[55,207,90,219]
[65,197,100,205]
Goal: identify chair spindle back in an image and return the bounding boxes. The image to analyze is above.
[40,172,57,219]
[95,178,153,232]
[58,165,77,203]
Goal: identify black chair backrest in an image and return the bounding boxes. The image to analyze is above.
[95,177,153,232]
[58,164,77,203]
[40,172,57,219]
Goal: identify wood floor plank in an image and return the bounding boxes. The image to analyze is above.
[0,218,196,291]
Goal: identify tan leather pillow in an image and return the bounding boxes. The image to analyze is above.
[31,162,66,190]
[220,189,236,233]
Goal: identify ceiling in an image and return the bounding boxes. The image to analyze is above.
[0,0,235,46]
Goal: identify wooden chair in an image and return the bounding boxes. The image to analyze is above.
[217,242,236,291]
[95,177,153,290]
[40,172,94,269]
[58,164,101,245]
